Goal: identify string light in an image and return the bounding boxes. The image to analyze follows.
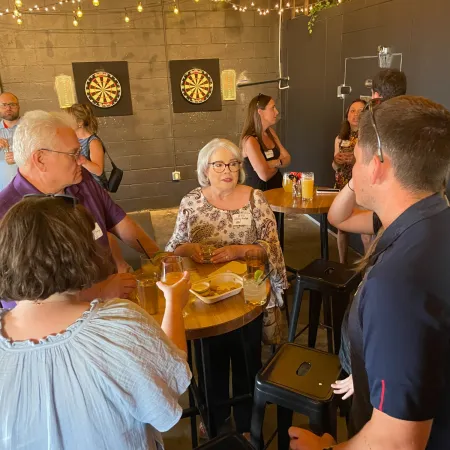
[17,16,22,24]
[137,1,143,12]
[124,10,130,22]
[76,5,83,17]
[13,8,20,16]
[173,5,179,13]
[286,2,290,6]
[275,3,278,8]
[72,15,78,26]
[295,8,298,12]
[14,0,22,7]
[92,0,99,5]
[251,1,254,5]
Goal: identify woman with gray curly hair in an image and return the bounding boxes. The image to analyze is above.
[166,138,287,437]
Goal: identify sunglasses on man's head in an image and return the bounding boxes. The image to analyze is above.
[362,99,385,163]
[23,194,79,207]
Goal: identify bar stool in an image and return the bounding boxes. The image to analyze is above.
[194,432,254,449]
[288,259,362,353]
[250,343,341,450]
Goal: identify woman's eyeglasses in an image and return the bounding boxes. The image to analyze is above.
[363,99,384,163]
[208,161,241,173]
[23,194,79,207]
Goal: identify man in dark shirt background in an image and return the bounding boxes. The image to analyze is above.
[289,96,450,450]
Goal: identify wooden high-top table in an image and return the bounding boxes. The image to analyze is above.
[149,258,268,340]
[264,188,338,260]
[140,257,269,443]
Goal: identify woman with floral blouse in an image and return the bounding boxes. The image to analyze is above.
[166,138,287,436]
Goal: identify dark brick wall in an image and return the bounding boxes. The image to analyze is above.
[0,2,280,211]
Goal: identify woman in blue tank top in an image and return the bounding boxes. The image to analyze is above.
[67,103,108,189]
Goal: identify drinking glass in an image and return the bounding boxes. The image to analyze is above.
[301,172,315,201]
[282,173,293,193]
[245,248,267,277]
[137,272,159,315]
[243,274,267,306]
[161,256,184,285]
[201,244,216,263]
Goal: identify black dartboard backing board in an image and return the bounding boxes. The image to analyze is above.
[169,59,222,113]
[72,61,133,117]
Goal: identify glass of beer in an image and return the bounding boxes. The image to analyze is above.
[245,248,267,277]
[301,172,315,201]
[161,256,184,285]
[137,272,159,315]
[282,173,293,193]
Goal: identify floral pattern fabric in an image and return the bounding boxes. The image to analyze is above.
[334,130,359,190]
[166,187,288,306]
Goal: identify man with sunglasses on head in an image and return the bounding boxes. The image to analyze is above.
[0,92,21,189]
[289,96,450,450]
[0,110,159,306]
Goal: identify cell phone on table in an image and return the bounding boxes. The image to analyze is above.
[316,188,340,194]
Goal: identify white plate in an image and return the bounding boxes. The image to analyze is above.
[190,273,243,304]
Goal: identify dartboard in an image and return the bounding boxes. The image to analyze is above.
[85,71,121,108]
[180,68,214,104]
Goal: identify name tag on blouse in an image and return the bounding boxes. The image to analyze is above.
[264,149,274,159]
[341,140,351,148]
[92,222,104,240]
[232,212,252,227]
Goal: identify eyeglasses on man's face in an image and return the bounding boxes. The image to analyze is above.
[0,103,19,108]
[39,148,82,159]
[208,160,241,173]
[363,99,385,163]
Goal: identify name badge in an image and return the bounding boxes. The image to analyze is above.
[341,140,351,148]
[264,149,274,159]
[93,222,104,240]
[232,212,252,227]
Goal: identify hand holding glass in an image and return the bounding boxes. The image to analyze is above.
[161,256,184,285]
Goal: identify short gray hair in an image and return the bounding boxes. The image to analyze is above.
[197,138,245,187]
[14,110,77,167]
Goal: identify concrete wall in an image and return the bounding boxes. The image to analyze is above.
[0,2,280,211]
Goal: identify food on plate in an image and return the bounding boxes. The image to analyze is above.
[201,281,241,297]
[192,281,210,294]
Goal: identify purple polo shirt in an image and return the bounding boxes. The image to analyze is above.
[0,168,126,309]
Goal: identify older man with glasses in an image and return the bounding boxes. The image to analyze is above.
[0,110,159,307]
[0,92,21,189]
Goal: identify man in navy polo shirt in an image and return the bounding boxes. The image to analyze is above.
[0,110,159,305]
[289,96,450,450]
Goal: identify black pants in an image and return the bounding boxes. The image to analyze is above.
[195,314,263,433]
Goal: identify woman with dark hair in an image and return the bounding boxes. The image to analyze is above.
[332,99,366,263]
[0,196,191,450]
[241,93,291,191]
[67,103,108,189]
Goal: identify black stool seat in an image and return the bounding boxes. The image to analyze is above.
[194,433,254,449]
[250,343,341,450]
[289,259,362,353]
[297,259,361,290]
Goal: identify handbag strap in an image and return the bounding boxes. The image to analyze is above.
[89,134,117,168]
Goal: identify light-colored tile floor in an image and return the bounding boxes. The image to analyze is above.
[150,209,360,449]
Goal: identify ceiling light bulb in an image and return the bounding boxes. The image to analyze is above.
[137,2,143,12]
[76,6,83,17]
[93,0,100,5]
[17,17,23,24]
[174,6,179,13]
[124,13,130,22]
[14,0,22,7]
[73,16,79,26]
